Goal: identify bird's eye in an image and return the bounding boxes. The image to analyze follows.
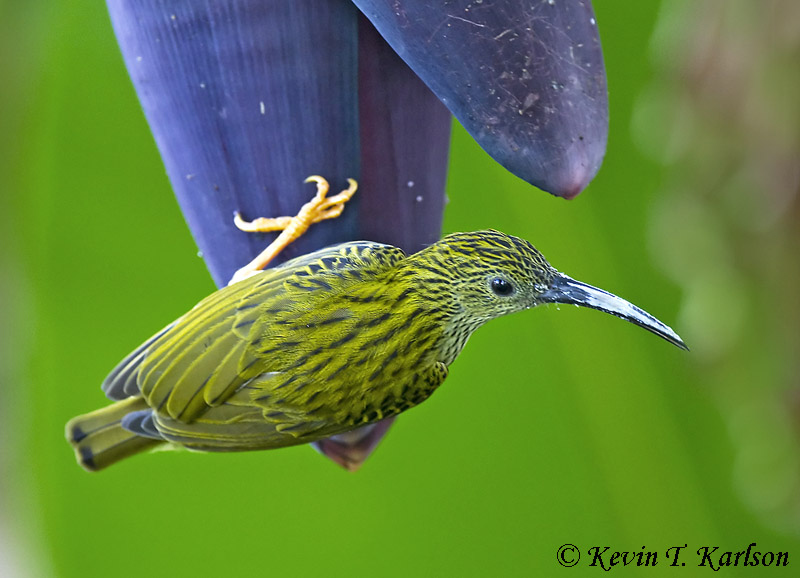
[490,277,514,297]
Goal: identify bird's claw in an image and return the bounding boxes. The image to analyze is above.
[229,176,358,285]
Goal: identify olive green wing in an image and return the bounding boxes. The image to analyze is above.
[101,241,407,435]
[101,269,267,406]
[150,359,450,452]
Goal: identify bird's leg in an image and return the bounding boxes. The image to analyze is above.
[232,214,293,233]
[229,176,357,285]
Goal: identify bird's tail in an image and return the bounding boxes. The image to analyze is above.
[66,397,162,472]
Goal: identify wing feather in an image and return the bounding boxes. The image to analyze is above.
[99,241,407,445]
[102,323,173,400]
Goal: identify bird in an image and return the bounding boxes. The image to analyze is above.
[66,178,686,472]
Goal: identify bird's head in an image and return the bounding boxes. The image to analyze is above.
[430,230,686,349]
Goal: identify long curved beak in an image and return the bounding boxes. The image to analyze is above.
[540,274,688,350]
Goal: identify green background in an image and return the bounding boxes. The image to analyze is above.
[2,1,798,577]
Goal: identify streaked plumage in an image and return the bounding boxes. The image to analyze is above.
[66,230,685,471]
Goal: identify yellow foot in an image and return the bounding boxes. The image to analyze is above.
[229,176,357,285]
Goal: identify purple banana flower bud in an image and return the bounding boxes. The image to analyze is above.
[104,0,607,469]
[353,0,608,199]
